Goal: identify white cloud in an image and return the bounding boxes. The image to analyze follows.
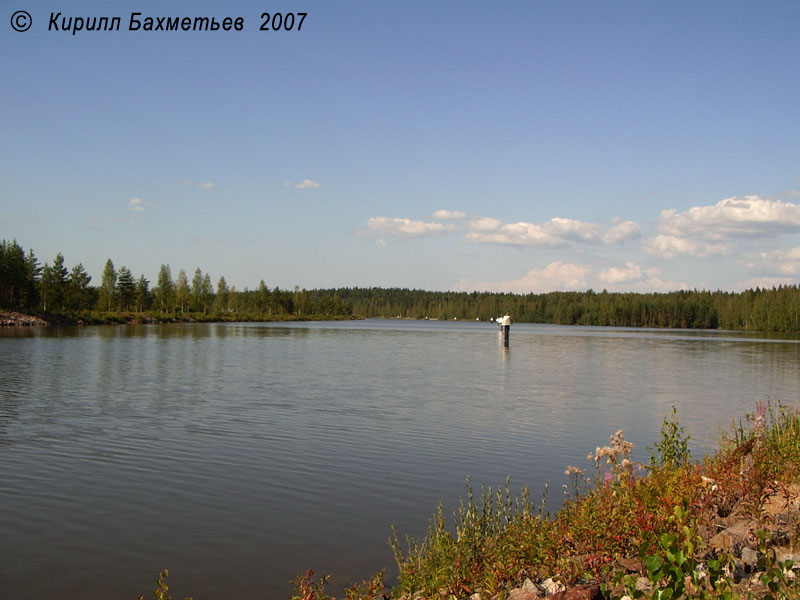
[453,261,592,293]
[633,269,688,292]
[657,196,800,241]
[463,216,638,247]
[286,179,321,189]
[740,246,800,276]
[464,217,593,247]
[359,211,640,250]
[644,234,730,258]
[363,216,450,239]
[596,263,687,291]
[127,197,146,212]
[602,218,641,244]
[432,209,466,220]
[598,261,643,284]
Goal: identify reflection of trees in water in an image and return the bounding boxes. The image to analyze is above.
[0,381,24,451]
[0,327,39,339]
[0,400,15,448]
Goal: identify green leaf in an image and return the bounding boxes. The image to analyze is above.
[646,555,663,577]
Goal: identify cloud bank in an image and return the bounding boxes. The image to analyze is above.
[357,194,800,292]
[646,196,800,257]
[360,210,641,247]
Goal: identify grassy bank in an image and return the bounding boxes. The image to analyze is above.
[138,403,800,599]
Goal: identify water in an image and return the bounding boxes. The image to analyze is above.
[1,320,799,599]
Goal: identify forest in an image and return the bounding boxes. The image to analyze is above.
[2,238,800,331]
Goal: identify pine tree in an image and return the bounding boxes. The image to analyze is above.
[22,248,41,310]
[48,253,69,312]
[117,266,135,311]
[68,263,92,311]
[135,275,150,312]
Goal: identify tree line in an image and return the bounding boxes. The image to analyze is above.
[2,238,800,331]
[0,240,351,318]
[315,284,800,332]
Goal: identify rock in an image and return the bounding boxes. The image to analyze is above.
[710,530,735,551]
[522,578,542,595]
[0,311,48,326]
[762,483,800,518]
[540,577,565,595]
[508,589,539,600]
[776,548,800,564]
[635,576,652,592]
[545,584,601,600]
[718,519,759,548]
[741,546,760,569]
[616,557,643,574]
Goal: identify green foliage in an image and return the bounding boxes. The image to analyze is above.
[117,266,136,311]
[318,286,800,332]
[68,263,93,311]
[606,504,739,599]
[343,570,385,600]
[6,237,800,329]
[137,569,193,600]
[390,478,553,598]
[753,530,800,600]
[649,406,691,469]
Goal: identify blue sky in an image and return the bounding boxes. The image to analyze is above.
[2,1,799,293]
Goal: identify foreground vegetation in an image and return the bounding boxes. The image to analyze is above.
[137,403,800,599]
[3,239,800,330]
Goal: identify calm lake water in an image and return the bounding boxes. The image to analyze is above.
[2,319,799,599]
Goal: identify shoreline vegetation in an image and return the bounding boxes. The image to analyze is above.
[3,239,800,331]
[0,309,362,327]
[134,404,800,600]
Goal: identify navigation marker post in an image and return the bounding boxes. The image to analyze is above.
[501,312,511,347]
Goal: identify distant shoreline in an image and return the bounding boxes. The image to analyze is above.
[0,310,363,327]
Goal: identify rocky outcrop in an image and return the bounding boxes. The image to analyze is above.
[0,311,48,326]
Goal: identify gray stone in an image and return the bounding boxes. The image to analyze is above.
[540,577,565,595]
[635,576,652,592]
[508,588,539,600]
[741,546,760,568]
[522,578,542,595]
